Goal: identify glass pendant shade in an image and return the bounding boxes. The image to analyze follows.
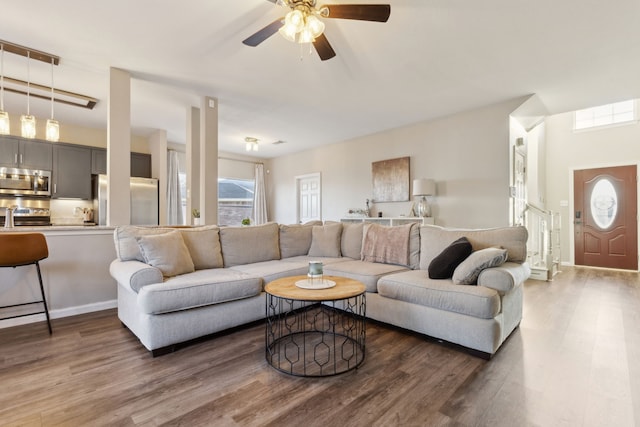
[46,119,60,142]
[306,15,325,38]
[0,111,9,135]
[278,24,298,42]
[298,27,314,44]
[21,114,36,139]
[285,10,304,32]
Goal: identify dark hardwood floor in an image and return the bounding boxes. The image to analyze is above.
[1,266,638,426]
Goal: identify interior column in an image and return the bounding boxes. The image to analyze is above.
[148,129,167,225]
[199,96,218,225]
[186,106,200,225]
[107,67,131,226]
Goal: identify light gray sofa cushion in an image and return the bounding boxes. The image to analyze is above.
[279,222,319,258]
[419,225,528,270]
[229,260,309,284]
[114,226,171,262]
[323,260,409,292]
[137,269,262,314]
[179,226,223,270]
[219,222,280,267]
[341,222,364,260]
[308,223,343,257]
[477,262,531,293]
[453,247,508,285]
[136,230,195,277]
[110,259,164,293]
[377,270,501,319]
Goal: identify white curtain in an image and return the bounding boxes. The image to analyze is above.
[252,163,268,225]
[167,150,184,225]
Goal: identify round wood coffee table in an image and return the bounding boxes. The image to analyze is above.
[265,275,366,377]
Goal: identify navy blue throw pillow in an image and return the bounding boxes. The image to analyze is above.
[428,237,473,279]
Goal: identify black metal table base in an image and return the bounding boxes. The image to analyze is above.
[266,295,366,377]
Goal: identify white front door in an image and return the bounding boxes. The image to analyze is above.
[296,173,321,224]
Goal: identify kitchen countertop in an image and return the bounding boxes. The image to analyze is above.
[0,225,115,234]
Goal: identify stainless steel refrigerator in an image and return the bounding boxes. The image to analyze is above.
[93,174,159,226]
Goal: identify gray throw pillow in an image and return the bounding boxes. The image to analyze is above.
[178,226,223,270]
[308,223,343,257]
[279,223,315,258]
[136,230,195,277]
[452,247,508,285]
[219,222,280,267]
[341,222,364,259]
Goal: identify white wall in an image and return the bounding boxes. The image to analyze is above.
[267,97,526,228]
[545,109,640,265]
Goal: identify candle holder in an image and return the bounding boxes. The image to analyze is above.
[308,261,323,286]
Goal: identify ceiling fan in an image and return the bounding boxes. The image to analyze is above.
[242,0,391,61]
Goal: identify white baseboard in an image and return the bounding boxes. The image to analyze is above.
[0,299,117,330]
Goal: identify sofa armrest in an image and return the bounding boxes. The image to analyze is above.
[477,262,531,293]
[110,259,163,293]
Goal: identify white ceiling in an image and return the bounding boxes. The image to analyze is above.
[1,0,639,158]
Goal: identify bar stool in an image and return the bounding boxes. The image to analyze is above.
[0,233,52,334]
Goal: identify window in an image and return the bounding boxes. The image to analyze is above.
[218,178,254,226]
[574,100,636,130]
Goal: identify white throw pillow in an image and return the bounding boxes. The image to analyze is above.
[452,247,508,285]
[136,230,195,277]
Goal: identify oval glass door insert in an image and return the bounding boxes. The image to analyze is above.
[590,178,618,229]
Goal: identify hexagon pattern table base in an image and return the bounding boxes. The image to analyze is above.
[265,276,366,377]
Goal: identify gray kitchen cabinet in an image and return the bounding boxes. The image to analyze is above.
[0,136,53,170]
[91,148,107,175]
[52,144,91,199]
[90,149,151,178]
[131,152,151,178]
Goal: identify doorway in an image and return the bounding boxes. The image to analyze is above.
[573,165,637,270]
[296,173,321,224]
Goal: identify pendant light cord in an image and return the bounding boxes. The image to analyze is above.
[26,51,30,116]
[0,44,4,111]
[50,58,54,119]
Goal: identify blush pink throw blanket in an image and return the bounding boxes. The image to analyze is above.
[361,223,413,266]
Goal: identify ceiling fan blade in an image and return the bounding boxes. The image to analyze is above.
[323,4,391,22]
[313,33,336,61]
[242,18,284,47]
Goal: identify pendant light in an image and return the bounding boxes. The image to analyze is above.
[20,51,36,139]
[45,57,59,142]
[0,43,10,135]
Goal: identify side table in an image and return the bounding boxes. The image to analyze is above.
[265,275,366,377]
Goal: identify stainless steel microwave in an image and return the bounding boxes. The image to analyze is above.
[0,167,51,197]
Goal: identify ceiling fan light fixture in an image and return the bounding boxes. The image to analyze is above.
[298,27,315,44]
[278,24,298,42]
[306,14,325,38]
[285,10,305,32]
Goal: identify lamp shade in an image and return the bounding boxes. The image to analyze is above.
[412,179,436,196]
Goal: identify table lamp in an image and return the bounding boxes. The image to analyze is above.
[412,179,436,217]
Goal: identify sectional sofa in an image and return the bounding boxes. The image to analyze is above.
[110,221,530,358]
